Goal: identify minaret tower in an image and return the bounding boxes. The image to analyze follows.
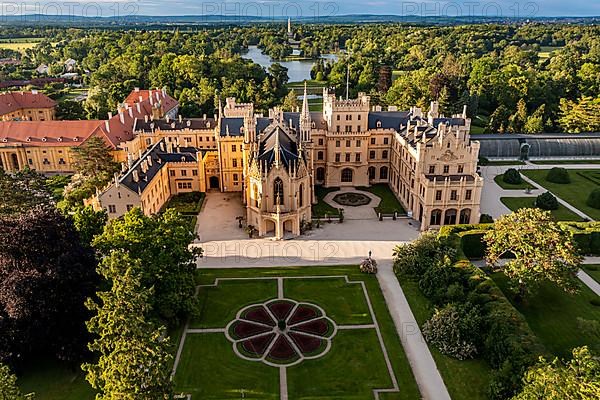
[300,82,312,143]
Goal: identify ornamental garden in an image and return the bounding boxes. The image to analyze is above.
[172,267,420,399]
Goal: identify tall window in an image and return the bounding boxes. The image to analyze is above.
[368,166,376,180]
[316,167,325,181]
[299,184,304,207]
[341,168,353,183]
[430,209,442,225]
[274,177,284,204]
[317,151,324,160]
[382,150,388,159]
[380,166,388,180]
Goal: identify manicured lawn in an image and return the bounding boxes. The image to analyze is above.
[178,266,420,399]
[500,197,583,221]
[18,359,95,400]
[531,160,600,165]
[522,169,600,220]
[470,124,486,134]
[491,272,600,357]
[397,275,491,400]
[163,191,205,214]
[312,185,341,218]
[358,184,406,215]
[484,160,526,166]
[583,265,600,284]
[493,174,533,190]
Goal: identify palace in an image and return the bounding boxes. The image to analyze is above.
[95,86,483,237]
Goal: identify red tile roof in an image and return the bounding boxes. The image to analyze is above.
[0,89,180,149]
[124,88,178,113]
[0,91,57,116]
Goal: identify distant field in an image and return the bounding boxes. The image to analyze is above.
[538,45,563,59]
[0,38,44,52]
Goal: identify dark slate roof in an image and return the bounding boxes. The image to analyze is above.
[220,117,244,136]
[136,118,216,132]
[120,139,198,193]
[368,111,411,130]
[257,125,300,170]
[432,117,466,127]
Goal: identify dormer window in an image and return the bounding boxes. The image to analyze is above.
[26,137,31,142]
[73,137,79,142]
[311,121,316,128]
[57,137,63,142]
[41,137,47,142]
[376,120,382,128]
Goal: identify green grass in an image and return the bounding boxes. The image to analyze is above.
[180,266,420,399]
[522,169,600,220]
[163,191,205,214]
[358,184,406,215]
[470,124,486,134]
[397,275,491,400]
[285,277,372,325]
[175,334,279,399]
[493,174,533,190]
[18,359,95,400]
[583,265,600,284]
[308,97,323,112]
[312,185,341,218]
[531,160,600,165]
[491,272,600,357]
[484,160,526,166]
[500,197,583,221]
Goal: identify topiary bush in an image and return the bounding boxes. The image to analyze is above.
[586,188,600,209]
[535,192,559,210]
[503,168,522,184]
[546,167,571,184]
[422,303,482,360]
[480,214,494,223]
[478,156,490,166]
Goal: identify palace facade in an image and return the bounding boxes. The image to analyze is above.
[96,87,483,237]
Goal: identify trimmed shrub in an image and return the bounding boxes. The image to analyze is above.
[422,303,482,360]
[392,232,456,276]
[535,192,559,210]
[480,214,494,223]
[586,188,600,209]
[503,168,522,184]
[460,231,487,259]
[546,167,571,184]
[478,156,490,166]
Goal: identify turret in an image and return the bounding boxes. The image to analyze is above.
[300,81,312,142]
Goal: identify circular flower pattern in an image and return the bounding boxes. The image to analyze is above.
[225,299,337,367]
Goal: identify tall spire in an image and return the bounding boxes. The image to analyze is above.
[301,81,309,116]
[274,129,281,168]
[218,96,223,119]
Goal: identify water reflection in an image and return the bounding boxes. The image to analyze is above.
[242,46,338,83]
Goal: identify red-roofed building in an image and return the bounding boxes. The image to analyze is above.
[0,89,178,173]
[0,90,57,121]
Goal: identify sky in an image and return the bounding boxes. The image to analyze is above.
[1,0,598,18]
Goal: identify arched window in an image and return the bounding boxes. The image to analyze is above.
[316,167,325,182]
[459,209,471,224]
[380,166,388,180]
[368,166,376,180]
[298,184,304,207]
[430,209,442,226]
[341,168,353,183]
[444,209,457,225]
[274,177,284,205]
[253,185,259,207]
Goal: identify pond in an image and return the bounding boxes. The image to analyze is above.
[243,46,339,83]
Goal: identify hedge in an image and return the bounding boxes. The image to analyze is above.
[441,222,600,258]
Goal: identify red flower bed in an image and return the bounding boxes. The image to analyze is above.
[289,332,323,353]
[268,335,297,360]
[233,320,271,339]
[291,319,329,336]
[241,333,275,356]
[243,306,275,326]
[287,305,319,325]
[268,300,295,320]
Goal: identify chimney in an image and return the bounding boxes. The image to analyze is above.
[136,103,141,113]
[108,112,113,119]
[179,115,182,123]
[132,170,139,182]
[147,155,152,167]
[105,120,110,132]
[128,108,133,118]
[119,111,125,124]
[166,115,170,123]
[463,105,468,119]
[139,96,143,103]
[134,87,140,93]
[203,114,206,120]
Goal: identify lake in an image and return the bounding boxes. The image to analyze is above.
[243,46,338,83]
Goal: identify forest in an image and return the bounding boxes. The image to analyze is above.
[0,23,598,133]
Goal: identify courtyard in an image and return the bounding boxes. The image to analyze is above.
[172,266,420,400]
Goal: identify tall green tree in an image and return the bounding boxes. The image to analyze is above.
[0,169,53,216]
[559,96,600,133]
[281,89,299,111]
[71,136,120,185]
[83,251,172,400]
[513,347,600,400]
[0,363,32,399]
[93,208,200,325]
[484,208,581,299]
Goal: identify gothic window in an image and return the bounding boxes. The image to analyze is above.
[380,166,388,180]
[274,177,284,204]
[341,168,353,183]
[299,184,304,207]
[430,209,442,225]
[316,167,325,181]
